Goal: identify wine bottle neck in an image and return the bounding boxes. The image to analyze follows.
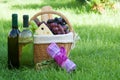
[12,14,18,29]
[23,27,29,30]
[23,23,29,28]
[23,15,29,28]
[12,26,18,29]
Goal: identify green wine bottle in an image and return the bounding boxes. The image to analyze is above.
[8,14,20,69]
[19,15,33,67]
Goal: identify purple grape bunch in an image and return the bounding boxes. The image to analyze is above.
[47,17,70,35]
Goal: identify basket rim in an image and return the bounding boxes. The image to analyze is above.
[33,32,74,44]
[30,10,74,33]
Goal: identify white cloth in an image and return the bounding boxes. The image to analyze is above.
[34,32,74,44]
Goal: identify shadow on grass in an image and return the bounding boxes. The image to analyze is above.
[11,1,90,14]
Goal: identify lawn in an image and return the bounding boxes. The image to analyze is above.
[0,0,120,80]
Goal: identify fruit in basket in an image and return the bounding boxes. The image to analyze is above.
[51,25,65,34]
[62,25,68,31]
[62,25,70,34]
[65,28,70,34]
[58,24,65,34]
[49,23,65,35]
[47,19,54,24]
[54,17,66,25]
[47,17,66,25]
[49,23,58,28]
[47,17,70,34]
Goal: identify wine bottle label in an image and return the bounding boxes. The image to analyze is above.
[19,37,33,43]
[19,43,33,66]
[19,30,33,43]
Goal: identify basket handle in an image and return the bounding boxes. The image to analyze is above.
[30,10,73,32]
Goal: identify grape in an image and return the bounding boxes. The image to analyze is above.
[47,23,51,29]
[47,23,55,32]
[47,17,67,25]
[58,24,65,34]
[54,27,59,31]
[49,23,65,34]
[57,18,63,25]
[62,25,68,31]
[49,24,58,34]
[57,31,62,34]
[65,29,70,34]
[50,23,58,27]
[61,25,70,34]
[47,17,69,34]
[54,17,59,22]
[47,19,54,24]
[52,27,59,31]
[52,27,59,35]
[62,18,67,24]
[54,17,66,25]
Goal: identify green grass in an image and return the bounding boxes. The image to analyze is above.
[0,0,120,80]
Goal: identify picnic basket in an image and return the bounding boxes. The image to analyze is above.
[30,10,74,64]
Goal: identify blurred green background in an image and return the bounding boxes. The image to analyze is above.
[0,0,120,80]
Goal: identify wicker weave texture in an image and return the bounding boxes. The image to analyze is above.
[34,43,72,64]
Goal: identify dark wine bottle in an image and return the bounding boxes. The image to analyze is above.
[8,14,20,69]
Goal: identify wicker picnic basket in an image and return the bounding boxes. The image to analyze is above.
[30,10,74,64]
